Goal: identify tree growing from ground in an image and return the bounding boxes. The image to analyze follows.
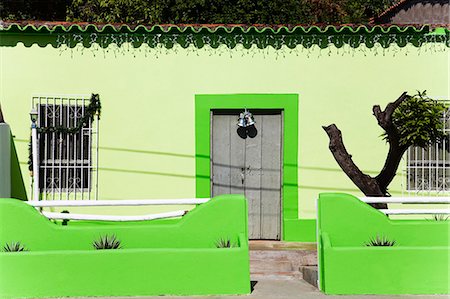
[323,91,447,208]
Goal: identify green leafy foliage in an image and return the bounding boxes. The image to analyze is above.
[215,238,237,248]
[341,0,394,23]
[389,91,447,148]
[67,0,170,24]
[61,210,70,226]
[364,235,396,247]
[0,0,68,21]
[3,241,28,252]
[2,0,396,25]
[93,234,122,250]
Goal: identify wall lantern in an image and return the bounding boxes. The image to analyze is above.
[30,108,38,127]
[237,109,255,128]
[30,108,38,122]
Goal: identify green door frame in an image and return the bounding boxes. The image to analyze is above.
[195,94,315,241]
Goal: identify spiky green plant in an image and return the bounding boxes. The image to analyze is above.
[3,241,28,252]
[93,235,122,250]
[61,210,70,226]
[215,238,237,248]
[364,235,396,247]
[428,214,449,221]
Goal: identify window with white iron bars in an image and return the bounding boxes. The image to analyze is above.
[406,101,450,194]
[32,95,99,200]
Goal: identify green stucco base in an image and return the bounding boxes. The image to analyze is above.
[318,193,450,294]
[0,124,11,198]
[10,133,27,200]
[0,195,250,297]
[283,219,316,242]
[195,94,306,241]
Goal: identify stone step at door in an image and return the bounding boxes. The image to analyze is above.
[249,241,317,281]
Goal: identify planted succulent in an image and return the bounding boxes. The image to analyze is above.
[93,234,122,250]
[428,214,449,221]
[3,241,28,252]
[364,235,396,247]
[61,210,70,226]
[215,238,237,248]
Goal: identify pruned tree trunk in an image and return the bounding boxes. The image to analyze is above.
[0,104,4,123]
[323,92,410,209]
[323,125,386,209]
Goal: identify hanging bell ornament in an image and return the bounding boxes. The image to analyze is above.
[237,112,246,127]
[245,112,255,126]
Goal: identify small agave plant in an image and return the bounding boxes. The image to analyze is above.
[429,214,449,221]
[93,234,122,250]
[215,238,236,248]
[3,241,28,252]
[364,235,396,247]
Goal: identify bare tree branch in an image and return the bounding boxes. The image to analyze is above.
[0,104,4,123]
[372,92,410,192]
[323,124,384,196]
[373,91,408,135]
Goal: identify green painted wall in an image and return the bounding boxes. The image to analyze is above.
[0,195,250,297]
[0,124,11,198]
[195,94,300,240]
[317,193,450,294]
[0,39,448,241]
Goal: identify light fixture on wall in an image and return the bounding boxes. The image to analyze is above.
[30,108,38,124]
[237,109,255,128]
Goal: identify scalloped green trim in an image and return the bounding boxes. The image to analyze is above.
[0,23,435,34]
[1,23,448,49]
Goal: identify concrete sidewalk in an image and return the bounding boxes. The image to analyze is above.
[75,280,449,299]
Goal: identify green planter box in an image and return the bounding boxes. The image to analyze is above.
[318,193,450,295]
[0,123,11,198]
[0,195,250,298]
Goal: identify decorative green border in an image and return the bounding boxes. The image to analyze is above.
[195,94,305,241]
[0,23,438,34]
[0,23,448,49]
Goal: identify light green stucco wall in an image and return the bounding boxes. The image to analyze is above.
[0,42,448,240]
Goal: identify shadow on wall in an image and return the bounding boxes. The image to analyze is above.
[12,140,401,195]
[11,136,27,200]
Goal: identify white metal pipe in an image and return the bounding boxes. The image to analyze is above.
[31,123,39,201]
[380,209,450,215]
[359,197,450,204]
[27,198,210,207]
[42,210,187,221]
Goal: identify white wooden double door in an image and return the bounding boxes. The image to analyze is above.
[211,110,283,240]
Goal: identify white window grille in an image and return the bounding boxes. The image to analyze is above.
[406,99,450,195]
[30,95,99,201]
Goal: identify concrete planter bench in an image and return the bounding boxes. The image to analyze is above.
[0,195,250,298]
[318,193,449,295]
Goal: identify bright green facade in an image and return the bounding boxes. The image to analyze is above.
[0,24,449,241]
[318,193,450,294]
[0,194,250,297]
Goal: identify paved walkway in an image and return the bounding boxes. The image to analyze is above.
[75,280,449,299]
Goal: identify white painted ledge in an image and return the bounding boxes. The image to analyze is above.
[42,210,188,221]
[27,198,210,207]
[359,197,450,204]
[379,209,450,215]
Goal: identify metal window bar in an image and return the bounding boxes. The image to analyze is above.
[406,99,450,195]
[30,95,99,201]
